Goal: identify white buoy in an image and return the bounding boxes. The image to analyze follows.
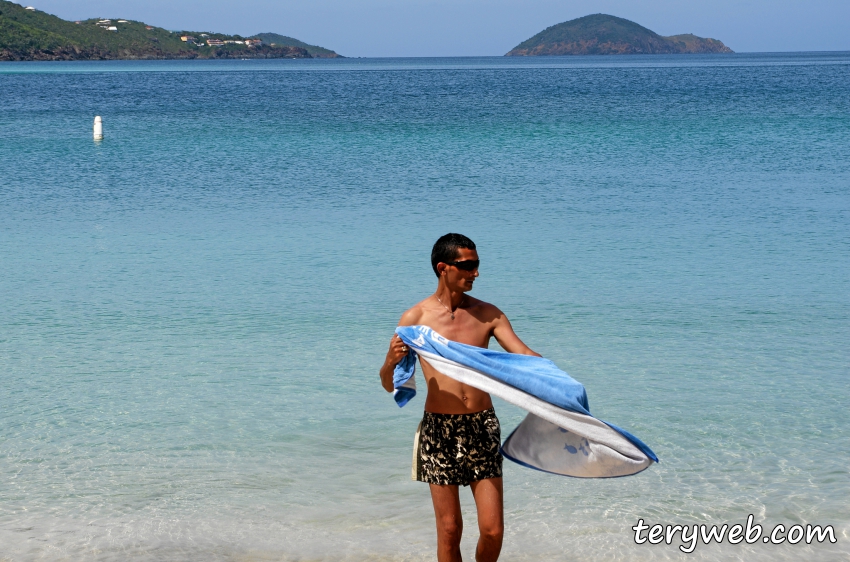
[93,115,103,140]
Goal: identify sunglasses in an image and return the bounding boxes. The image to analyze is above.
[445,259,480,271]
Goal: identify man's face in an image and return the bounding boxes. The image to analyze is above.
[442,248,480,292]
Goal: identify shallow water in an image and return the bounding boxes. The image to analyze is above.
[1,53,848,560]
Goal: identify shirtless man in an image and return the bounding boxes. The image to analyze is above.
[379,233,540,562]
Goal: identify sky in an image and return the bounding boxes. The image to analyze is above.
[26,0,850,57]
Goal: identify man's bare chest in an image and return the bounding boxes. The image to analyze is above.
[418,311,492,349]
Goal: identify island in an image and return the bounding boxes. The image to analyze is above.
[251,33,339,58]
[506,14,732,56]
[0,0,341,61]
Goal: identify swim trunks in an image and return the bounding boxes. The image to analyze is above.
[412,407,503,486]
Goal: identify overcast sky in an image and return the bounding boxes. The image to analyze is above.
[28,0,850,57]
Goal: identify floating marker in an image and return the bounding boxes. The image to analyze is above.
[93,115,103,140]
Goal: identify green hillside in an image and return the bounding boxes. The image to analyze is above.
[251,33,339,58]
[0,1,334,60]
[507,14,732,56]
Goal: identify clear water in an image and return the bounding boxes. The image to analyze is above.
[1,53,848,561]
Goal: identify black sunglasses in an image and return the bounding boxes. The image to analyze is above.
[445,259,480,271]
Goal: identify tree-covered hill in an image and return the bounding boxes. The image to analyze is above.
[0,1,338,60]
[251,33,339,58]
[507,14,732,56]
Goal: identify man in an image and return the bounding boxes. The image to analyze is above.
[379,233,540,562]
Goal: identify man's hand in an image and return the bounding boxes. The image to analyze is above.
[379,334,409,392]
[387,334,409,365]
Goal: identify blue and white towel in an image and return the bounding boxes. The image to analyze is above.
[394,325,658,478]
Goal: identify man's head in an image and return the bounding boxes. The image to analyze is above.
[431,233,479,290]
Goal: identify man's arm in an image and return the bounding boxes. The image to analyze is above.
[491,309,541,357]
[379,308,421,393]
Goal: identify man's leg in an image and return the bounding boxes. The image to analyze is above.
[430,483,463,562]
[469,477,504,562]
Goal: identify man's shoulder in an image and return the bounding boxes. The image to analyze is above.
[464,296,506,324]
[465,295,495,309]
[398,300,429,325]
[465,295,501,313]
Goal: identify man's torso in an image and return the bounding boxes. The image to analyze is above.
[404,296,500,414]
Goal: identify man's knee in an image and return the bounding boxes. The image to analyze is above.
[437,516,463,543]
[479,521,504,542]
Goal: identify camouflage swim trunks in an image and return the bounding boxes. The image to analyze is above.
[412,407,503,486]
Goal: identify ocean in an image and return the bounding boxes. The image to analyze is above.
[1,53,848,561]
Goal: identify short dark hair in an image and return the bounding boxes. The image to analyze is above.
[431,233,476,277]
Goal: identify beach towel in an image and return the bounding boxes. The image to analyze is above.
[393,325,658,478]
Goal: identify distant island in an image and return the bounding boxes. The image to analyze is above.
[0,1,341,61]
[252,33,338,58]
[507,14,732,56]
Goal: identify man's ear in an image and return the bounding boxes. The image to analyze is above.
[436,263,446,276]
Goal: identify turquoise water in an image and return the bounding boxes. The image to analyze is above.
[1,53,848,560]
